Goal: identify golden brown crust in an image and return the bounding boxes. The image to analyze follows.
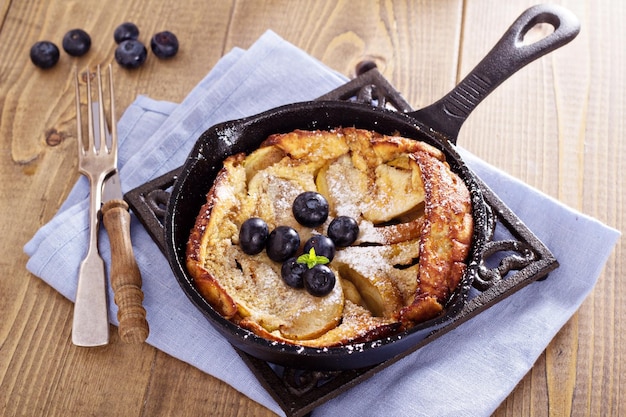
[186,127,473,346]
[399,151,473,325]
[186,160,243,319]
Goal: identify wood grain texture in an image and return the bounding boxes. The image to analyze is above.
[0,0,623,416]
[102,199,149,344]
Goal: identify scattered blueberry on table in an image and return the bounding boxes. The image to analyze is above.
[114,22,140,44]
[151,31,179,59]
[114,39,148,69]
[30,41,60,69]
[62,29,91,56]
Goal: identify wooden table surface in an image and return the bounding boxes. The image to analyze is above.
[1,0,623,416]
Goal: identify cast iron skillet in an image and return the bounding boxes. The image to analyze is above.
[165,4,579,370]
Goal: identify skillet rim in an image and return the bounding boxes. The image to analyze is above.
[164,99,492,370]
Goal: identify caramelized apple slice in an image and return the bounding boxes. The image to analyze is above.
[278,281,344,340]
[334,260,402,318]
[341,278,366,308]
[362,161,425,223]
[241,301,401,348]
[318,154,369,219]
[243,145,285,182]
[315,161,332,211]
[295,301,401,347]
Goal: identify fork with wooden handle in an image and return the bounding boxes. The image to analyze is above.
[73,65,148,345]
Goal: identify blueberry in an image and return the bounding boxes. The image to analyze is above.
[327,216,359,247]
[151,31,179,59]
[114,39,147,69]
[303,264,336,297]
[292,192,329,227]
[62,29,91,57]
[239,218,269,255]
[303,235,335,262]
[266,226,300,262]
[281,257,306,288]
[114,22,140,44]
[29,41,60,69]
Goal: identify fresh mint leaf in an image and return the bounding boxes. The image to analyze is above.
[297,247,329,269]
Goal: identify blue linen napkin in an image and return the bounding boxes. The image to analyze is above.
[24,31,620,417]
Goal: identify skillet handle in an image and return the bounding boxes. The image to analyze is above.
[408,4,580,144]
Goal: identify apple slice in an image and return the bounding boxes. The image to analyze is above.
[334,257,402,318]
[363,162,425,223]
[243,145,285,182]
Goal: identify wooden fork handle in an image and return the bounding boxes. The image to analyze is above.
[102,199,149,344]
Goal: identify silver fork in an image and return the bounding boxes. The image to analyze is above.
[72,65,116,347]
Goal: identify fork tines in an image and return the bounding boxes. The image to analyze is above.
[74,64,116,158]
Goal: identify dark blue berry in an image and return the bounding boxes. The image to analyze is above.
[266,226,300,262]
[151,31,179,59]
[30,41,60,69]
[292,192,329,227]
[62,29,91,57]
[114,22,140,44]
[239,218,269,255]
[303,264,335,297]
[303,235,335,262]
[281,257,306,288]
[327,216,359,247]
[115,39,147,69]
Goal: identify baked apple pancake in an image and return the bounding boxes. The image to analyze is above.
[186,127,473,347]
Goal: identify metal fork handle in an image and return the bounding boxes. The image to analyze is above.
[72,170,110,347]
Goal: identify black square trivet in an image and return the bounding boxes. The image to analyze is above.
[125,69,558,417]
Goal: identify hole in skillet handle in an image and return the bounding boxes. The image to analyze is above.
[521,22,555,46]
[408,4,580,143]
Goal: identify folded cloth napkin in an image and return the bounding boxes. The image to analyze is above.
[24,30,620,417]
